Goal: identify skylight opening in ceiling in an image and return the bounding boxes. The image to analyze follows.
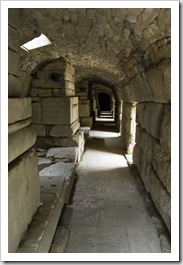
[20,34,51,51]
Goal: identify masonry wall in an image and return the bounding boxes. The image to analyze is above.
[30,61,81,148]
[122,58,171,233]
[8,9,40,252]
[133,102,171,232]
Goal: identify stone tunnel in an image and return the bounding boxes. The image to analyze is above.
[8,7,172,255]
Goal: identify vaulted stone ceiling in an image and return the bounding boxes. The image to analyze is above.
[19,8,170,99]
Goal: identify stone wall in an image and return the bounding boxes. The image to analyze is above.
[121,102,136,153]
[30,61,80,147]
[133,102,171,232]
[8,9,40,252]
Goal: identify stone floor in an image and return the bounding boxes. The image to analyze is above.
[58,117,163,253]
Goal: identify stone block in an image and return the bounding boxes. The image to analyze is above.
[8,8,19,28]
[32,102,42,124]
[138,129,153,164]
[31,124,47,137]
[21,72,32,97]
[32,79,64,89]
[8,127,36,163]
[159,104,171,153]
[80,117,93,128]
[8,149,40,252]
[37,89,52,97]
[8,98,31,124]
[49,120,80,137]
[40,161,75,202]
[30,88,38,97]
[159,59,171,102]
[79,104,90,117]
[53,88,65,97]
[43,61,67,71]
[8,25,20,53]
[146,164,171,233]
[31,97,41,102]
[8,74,22,97]
[42,97,78,125]
[146,65,169,102]
[142,103,164,139]
[8,50,20,75]
[136,103,146,125]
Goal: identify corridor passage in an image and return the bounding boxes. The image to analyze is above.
[59,118,162,253]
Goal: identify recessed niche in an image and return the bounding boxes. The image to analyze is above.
[50,72,64,82]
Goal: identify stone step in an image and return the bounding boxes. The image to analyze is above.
[16,162,75,253]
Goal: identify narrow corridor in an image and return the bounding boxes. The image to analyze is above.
[58,118,162,253]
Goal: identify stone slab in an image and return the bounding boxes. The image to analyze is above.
[8,126,36,164]
[65,225,129,253]
[8,149,40,252]
[17,193,64,253]
[46,147,78,163]
[126,226,162,253]
[8,98,31,124]
[39,162,75,184]
[38,157,52,171]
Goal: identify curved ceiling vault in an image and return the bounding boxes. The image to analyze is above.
[19,8,171,101]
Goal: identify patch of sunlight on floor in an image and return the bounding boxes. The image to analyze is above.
[95,117,114,122]
[89,130,120,138]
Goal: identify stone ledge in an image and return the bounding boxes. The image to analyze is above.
[17,161,76,253]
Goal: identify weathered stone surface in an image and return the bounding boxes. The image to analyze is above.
[146,65,169,102]
[43,61,67,71]
[31,124,47,137]
[8,127,36,163]
[9,118,31,135]
[32,79,64,89]
[8,98,31,124]
[42,97,78,125]
[49,120,80,137]
[8,8,19,28]
[37,88,52,97]
[80,117,93,128]
[79,104,91,117]
[132,144,141,170]
[159,105,171,153]
[49,226,69,253]
[8,50,20,75]
[46,147,78,163]
[141,103,164,139]
[17,193,65,253]
[32,102,42,124]
[8,74,22,97]
[146,164,171,233]
[8,25,20,53]
[8,149,40,252]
